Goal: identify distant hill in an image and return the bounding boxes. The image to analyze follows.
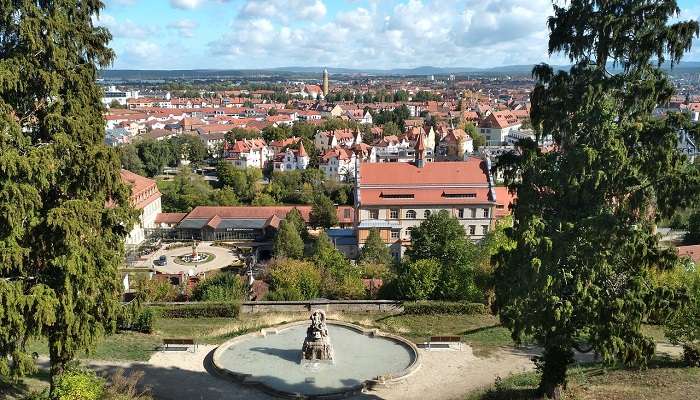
[99,62,700,81]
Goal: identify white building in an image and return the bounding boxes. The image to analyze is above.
[223,138,272,169]
[273,142,310,171]
[478,111,522,146]
[121,170,162,247]
[320,148,357,181]
[102,85,139,107]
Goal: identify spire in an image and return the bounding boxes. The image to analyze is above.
[354,127,362,145]
[298,140,308,157]
[322,68,329,96]
[415,133,426,168]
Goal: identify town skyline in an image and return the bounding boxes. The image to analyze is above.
[98,0,700,70]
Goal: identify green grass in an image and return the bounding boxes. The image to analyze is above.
[466,359,700,400]
[0,369,50,400]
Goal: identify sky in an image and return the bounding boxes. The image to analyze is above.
[98,0,700,70]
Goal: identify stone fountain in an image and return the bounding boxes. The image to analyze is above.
[301,310,334,363]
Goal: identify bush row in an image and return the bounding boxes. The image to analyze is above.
[153,302,241,318]
[402,301,487,315]
[117,307,155,334]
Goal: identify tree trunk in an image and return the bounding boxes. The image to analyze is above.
[48,342,69,396]
[536,343,573,400]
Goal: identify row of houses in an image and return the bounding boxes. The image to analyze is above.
[122,142,514,260]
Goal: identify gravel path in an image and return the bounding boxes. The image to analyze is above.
[74,345,538,400]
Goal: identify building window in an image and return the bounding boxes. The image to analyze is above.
[482,225,489,235]
[483,208,489,218]
[424,210,431,218]
[391,229,400,239]
[390,209,399,219]
[470,208,476,218]
[406,210,416,219]
[406,227,414,238]
[458,209,464,218]
[469,225,476,235]
[369,209,379,219]
[344,209,351,219]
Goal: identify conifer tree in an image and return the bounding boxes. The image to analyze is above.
[495,1,700,397]
[0,0,133,391]
[359,228,392,266]
[273,220,304,259]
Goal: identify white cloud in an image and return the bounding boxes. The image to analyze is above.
[170,0,204,10]
[93,13,158,39]
[168,19,199,38]
[209,0,557,69]
[240,0,327,22]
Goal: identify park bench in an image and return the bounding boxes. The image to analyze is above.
[426,335,463,350]
[162,338,197,352]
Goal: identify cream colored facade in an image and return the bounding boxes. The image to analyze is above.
[357,204,494,259]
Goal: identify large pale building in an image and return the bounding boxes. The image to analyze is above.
[355,145,498,259]
[121,169,162,247]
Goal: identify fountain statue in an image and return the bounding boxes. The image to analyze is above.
[301,310,334,362]
[191,240,198,259]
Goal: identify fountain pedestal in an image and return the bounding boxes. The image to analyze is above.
[301,310,334,363]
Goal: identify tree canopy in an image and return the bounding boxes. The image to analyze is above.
[0,0,134,391]
[359,228,392,266]
[495,1,700,397]
[406,210,481,300]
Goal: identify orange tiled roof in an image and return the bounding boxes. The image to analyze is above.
[359,158,489,186]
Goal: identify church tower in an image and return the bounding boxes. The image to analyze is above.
[322,68,329,96]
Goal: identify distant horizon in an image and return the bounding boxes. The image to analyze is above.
[98,0,700,70]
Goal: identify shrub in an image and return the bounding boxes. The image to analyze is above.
[156,302,240,318]
[397,259,440,300]
[191,272,244,302]
[132,308,155,333]
[52,368,105,400]
[268,258,321,300]
[683,343,700,367]
[402,301,487,315]
[134,277,179,302]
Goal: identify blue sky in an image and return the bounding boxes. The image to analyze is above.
[98,0,700,70]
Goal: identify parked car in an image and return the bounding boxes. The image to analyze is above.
[154,255,168,266]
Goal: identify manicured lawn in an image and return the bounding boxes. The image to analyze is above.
[466,359,700,400]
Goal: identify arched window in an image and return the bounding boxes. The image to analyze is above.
[406,210,416,219]
[424,210,431,218]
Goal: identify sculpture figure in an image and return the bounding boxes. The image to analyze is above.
[301,310,334,362]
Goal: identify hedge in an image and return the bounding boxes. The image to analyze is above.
[154,302,241,318]
[402,301,487,315]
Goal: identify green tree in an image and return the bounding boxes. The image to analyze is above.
[406,210,481,300]
[462,122,485,149]
[397,259,440,300]
[313,232,364,299]
[136,138,174,176]
[118,144,145,176]
[382,121,401,137]
[267,259,321,300]
[359,228,392,266]
[685,211,700,244]
[172,135,207,166]
[285,207,309,241]
[273,220,305,259]
[310,194,338,228]
[0,0,134,391]
[494,1,700,396]
[191,272,244,302]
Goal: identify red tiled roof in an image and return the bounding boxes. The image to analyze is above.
[120,169,161,210]
[359,158,489,186]
[155,213,187,224]
[183,206,312,222]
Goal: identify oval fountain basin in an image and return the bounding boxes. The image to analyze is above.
[212,321,419,397]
